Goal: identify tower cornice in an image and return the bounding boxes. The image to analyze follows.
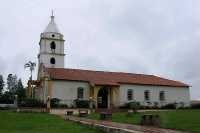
[39,37,65,46]
[38,52,66,56]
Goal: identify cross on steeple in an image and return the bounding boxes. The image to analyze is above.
[51,10,54,20]
[51,10,54,17]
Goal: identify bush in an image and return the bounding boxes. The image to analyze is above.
[0,98,14,104]
[58,104,68,108]
[0,92,14,104]
[120,101,141,109]
[74,99,90,108]
[161,103,176,109]
[50,98,71,108]
[128,101,140,109]
[191,103,200,109]
[50,98,60,108]
[19,98,45,108]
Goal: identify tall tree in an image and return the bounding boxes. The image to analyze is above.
[7,74,18,93]
[0,75,4,95]
[16,79,26,99]
[24,61,36,80]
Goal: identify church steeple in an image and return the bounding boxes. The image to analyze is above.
[38,12,65,68]
[43,11,60,34]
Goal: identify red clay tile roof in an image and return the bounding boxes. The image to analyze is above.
[46,68,189,87]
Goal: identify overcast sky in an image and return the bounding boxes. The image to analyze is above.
[0,0,199,99]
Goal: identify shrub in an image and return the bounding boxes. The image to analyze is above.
[0,97,14,104]
[120,101,141,109]
[58,103,68,108]
[128,101,140,109]
[161,103,176,109]
[0,92,14,104]
[74,99,90,108]
[191,103,200,109]
[50,98,60,108]
[19,98,45,108]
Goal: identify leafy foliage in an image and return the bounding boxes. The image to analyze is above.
[15,79,26,100]
[24,61,36,80]
[6,74,18,93]
[191,103,200,109]
[18,98,45,107]
[120,101,141,109]
[128,101,140,109]
[0,74,26,105]
[0,75,4,95]
[0,91,14,104]
[50,98,69,108]
[74,99,90,108]
[50,98,60,108]
[161,103,176,109]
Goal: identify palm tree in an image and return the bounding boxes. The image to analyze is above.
[24,61,36,98]
[24,61,36,81]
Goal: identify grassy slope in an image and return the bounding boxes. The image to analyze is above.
[0,111,101,133]
[87,110,200,133]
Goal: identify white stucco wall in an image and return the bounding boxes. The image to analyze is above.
[40,39,64,54]
[35,79,49,102]
[51,80,90,106]
[119,84,190,107]
[45,80,190,107]
[39,54,64,68]
[38,32,65,68]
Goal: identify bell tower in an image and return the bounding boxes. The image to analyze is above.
[38,12,65,68]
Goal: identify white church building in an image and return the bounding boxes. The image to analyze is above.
[35,14,190,109]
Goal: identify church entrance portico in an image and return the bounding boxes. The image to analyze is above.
[97,87,109,108]
[90,85,120,109]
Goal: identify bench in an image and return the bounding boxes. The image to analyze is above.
[78,109,88,117]
[140,114,161,127]
[100,111,112,120]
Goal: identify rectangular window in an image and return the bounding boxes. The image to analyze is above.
[159,91,165,101]
[127,89,133,101]
[77,87,84,99]
[144,90,150,101]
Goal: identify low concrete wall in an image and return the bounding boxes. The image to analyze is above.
[93,124,142,133]
[0,104,16,108]
[65,116,142,133]
[51,108,92,115]
[17,108,46,113]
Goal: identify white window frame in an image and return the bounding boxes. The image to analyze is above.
[159,91,165,101]
[77,87,84,99]
[127,89,133,101]
[144,90,150,101]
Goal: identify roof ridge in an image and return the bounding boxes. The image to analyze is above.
[47,67,153,76]
[152,75,189,86]
[46,67,189,87]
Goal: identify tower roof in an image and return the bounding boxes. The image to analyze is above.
[43,13,60,34]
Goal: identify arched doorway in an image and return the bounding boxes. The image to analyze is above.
[97,87,108,108]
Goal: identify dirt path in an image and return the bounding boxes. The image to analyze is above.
[57,114,188,133]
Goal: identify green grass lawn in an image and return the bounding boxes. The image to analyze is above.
[87,109,200,133]
[0,111,102,133]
